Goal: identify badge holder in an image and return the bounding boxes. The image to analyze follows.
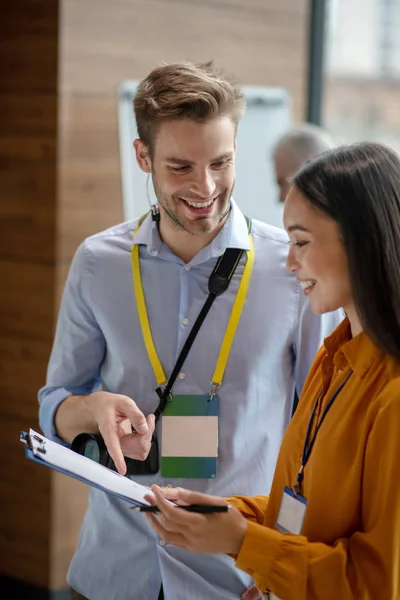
[161,394,218,479]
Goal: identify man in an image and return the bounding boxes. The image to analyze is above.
[39,62,342,600]
[273,124,334,203]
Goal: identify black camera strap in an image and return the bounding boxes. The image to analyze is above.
[153,219,251,420]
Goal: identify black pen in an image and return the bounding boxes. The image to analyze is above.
[131,504,231,514]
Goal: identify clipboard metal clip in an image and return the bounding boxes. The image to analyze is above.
[20,431,47,455]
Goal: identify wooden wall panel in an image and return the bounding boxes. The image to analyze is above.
[0,171,57,263]
[1,426,51,587]
[59,95,119,162]
[0,2,58,94]
[57,162,123,262]
[50,473,89,589]
[59,0,308,116]
[0,0,59,591]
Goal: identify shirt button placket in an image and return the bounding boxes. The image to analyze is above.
[177,264,191,385]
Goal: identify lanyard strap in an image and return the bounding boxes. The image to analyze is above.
[132,214,166,387]
[293,369,353,495]
[132,213,254,419]
[210,235,254,391]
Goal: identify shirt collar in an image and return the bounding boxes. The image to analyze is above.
[131,199,251,259]
[324,316,383,377]
[208,199,251,258]
[131,211,163,256]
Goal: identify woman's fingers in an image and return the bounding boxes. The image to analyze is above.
[145,513,189,549]
[152,485,227,507]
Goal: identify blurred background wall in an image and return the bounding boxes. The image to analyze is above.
[0,0,310,596]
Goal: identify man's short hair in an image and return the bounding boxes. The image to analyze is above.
[133,61,245,156]
[273,123,334,168]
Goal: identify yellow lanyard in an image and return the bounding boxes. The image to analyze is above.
[131,214,255,396]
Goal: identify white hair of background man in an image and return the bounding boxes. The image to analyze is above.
[273,123,334,167]
[272,123,335,203]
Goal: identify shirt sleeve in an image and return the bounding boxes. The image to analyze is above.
[235,386,400,599]
[38,241,106,443]
[226,495,269,525]
[224,495,269,561]
[293,291,343,396]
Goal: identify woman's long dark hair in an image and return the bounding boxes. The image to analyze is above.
[294,141,400,360]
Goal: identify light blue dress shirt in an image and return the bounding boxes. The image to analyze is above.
[38,200,342,600]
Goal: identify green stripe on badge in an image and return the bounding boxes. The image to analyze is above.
[161,456,217,478]
[163,395,218,417]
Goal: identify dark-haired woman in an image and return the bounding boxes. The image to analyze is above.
[145,142,400,600]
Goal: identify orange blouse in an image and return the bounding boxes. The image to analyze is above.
[229,318,400,599]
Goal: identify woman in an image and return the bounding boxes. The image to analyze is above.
[145,142,400,599]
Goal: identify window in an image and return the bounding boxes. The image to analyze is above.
[323,0,400,154]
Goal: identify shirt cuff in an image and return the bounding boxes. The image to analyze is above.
[235,521,283,592]
[38,386,89,444]
[226,495,269,524]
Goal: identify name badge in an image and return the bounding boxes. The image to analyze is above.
[161,394,218,478]
[276,486,307,534]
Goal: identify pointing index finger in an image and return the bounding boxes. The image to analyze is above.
[101,424,127,475]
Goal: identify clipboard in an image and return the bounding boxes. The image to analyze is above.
[20,429,153,507]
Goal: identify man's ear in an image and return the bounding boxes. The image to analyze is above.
[133,139,152,173]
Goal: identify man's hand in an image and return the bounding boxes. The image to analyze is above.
[87,392,155,474]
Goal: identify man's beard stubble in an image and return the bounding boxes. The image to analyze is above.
[152,174,235,236]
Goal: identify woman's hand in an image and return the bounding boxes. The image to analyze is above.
[144,485,248,555]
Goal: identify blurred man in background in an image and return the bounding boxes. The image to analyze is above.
[273,123,334,203]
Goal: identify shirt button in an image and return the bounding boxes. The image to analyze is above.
[159,539,166,546]
[185,265,191,271]
[178,372,186,379]
[182,318,189,326]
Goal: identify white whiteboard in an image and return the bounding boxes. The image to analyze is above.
[118,81,291,229]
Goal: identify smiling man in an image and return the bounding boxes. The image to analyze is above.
[133,116,237,262]
[38,62,342,600]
